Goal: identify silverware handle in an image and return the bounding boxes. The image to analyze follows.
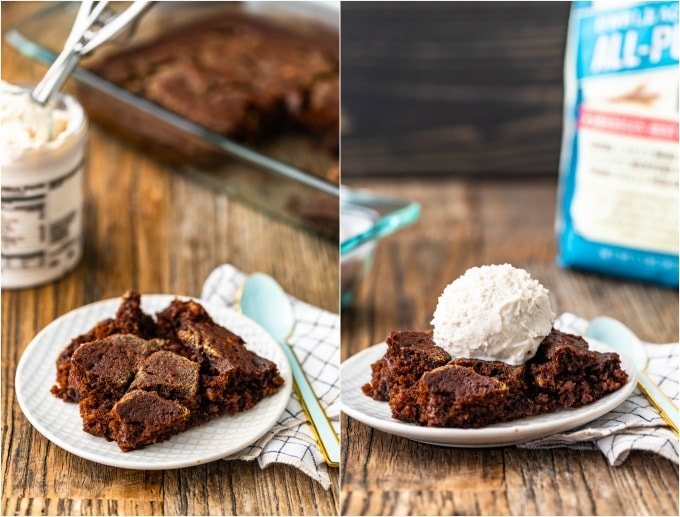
[80,1,153,55]
[280,341,340,466]
[31,49,81,105]
[31,0,153,105]
[639,370,679,435]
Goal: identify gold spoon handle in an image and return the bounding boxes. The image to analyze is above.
[638,370,679,435]
[280,342,340,467]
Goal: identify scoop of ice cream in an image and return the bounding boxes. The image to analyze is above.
[0,80,70,160]
[431,264,555,365]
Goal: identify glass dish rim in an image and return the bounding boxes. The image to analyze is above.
[4,2,339,199]
[340,186,421,256]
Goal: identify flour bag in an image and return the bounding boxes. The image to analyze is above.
[557,1,678,286]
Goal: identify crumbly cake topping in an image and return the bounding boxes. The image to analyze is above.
[364,328,628,428]
[52,292,284,451]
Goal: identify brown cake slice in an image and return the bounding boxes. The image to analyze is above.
[91,13,339,151]
[362,330,451,402]
[529,329,629,408]
[362,327,628,428]
[72,334,209,449]
[69,334,161,399]
[68,334,161,437]
[451,358,552,418]
[416,364,512,427]
[53,292,285,451]
[52,290,158,401]
[129,350,201,410]
[157,299,285,418]
[388,357,549,427]
[109,390,191,452]
[71,335,204,448]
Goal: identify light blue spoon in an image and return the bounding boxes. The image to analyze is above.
[586,317,679,435]
[239,273,340,467]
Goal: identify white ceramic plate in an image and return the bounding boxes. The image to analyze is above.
[341,339,636,447]
[15,295,292,469]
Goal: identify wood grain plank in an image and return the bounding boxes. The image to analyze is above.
[341,2,571,177]
[2,497,162,516]
[341,489,514,516]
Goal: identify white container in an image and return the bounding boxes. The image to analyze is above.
[1,88,88,289]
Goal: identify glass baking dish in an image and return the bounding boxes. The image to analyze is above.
[341,187,421,307]
[5,1,339,238]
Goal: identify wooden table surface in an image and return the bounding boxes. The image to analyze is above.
[1,3,338,515]
[341,2,571,179]
[341,178,679,516]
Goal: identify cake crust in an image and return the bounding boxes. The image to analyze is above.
[530,329,629,408]
[52,292,285,451]
[362,330,451,402]
[90,13,339,157]
[52,290,158,402]
[364,328,628,428]
[158,299,285,417]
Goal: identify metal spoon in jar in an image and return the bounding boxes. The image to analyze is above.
[586,317,679,434]
[238,273,340,467]
[31,0,152,106]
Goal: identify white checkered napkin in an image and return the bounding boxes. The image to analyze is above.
[520,313,679,465]
[201,264,340,489]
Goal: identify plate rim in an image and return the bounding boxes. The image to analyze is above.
[341,339,637,447]
[15,294,293,470]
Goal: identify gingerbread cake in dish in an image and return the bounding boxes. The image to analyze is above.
[529,329,629,408]
[362,330,450,402]
[417,363,513,428]
[109,390,192,452]
[364,328,628,428]
[156,299,285,418]
[52,290,160,402]
[88,12,339,160]
[362,265,629,428]
[52,291,284,451]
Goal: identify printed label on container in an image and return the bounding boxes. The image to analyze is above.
[1,162,84,276]
[570,122,678,254]
[577,2,678,78]
[557,1,679,286]
[570,2,678,257]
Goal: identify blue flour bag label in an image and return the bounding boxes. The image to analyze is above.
[557,1,679,286]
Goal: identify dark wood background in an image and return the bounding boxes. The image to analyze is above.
[341,1,572,178]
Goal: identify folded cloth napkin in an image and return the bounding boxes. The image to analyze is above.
[201,264,339,489]
[520,313,679,466]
